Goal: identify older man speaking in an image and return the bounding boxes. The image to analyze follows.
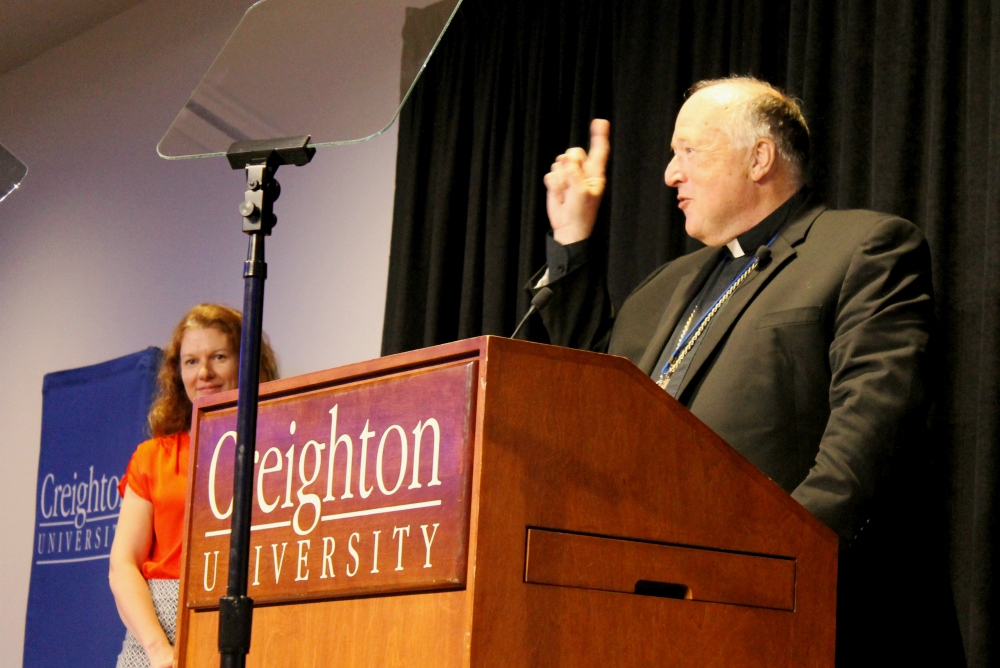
[531,77,939,664]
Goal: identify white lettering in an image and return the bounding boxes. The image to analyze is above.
[393,525,410,571]
[324,406,355,501]
[347,533,360,577]
[293,440,324,535]
[377,425,408,496]
[99,475,108,511]
[203,551,219,591]
[209,431,236,519]
[87,466,100,513]
[410,419,442,488]
[295,540,310,581]
[256,447,283,513]
[107,476,120,510]
[253,545,262,586]
[421,523,440,568]
[371,530,381,573]
[271,542,288,583]
[321,537,336,579]
[282,444,295,508]
[40,473,55,519]
[358,420,376,499]
[75,482,87,528]
[60,484,72,517]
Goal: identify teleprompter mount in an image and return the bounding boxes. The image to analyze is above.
[219,135,315,668]
[157,3,467,663]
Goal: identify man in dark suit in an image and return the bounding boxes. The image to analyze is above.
[532,77,951,664]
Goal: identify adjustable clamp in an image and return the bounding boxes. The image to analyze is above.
[227,135,316,235]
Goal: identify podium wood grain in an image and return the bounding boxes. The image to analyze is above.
[175,336,837,667]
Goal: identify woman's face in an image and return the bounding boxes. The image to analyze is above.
[179,326,239,403]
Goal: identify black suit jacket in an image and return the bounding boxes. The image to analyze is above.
[534,201,934,544]
[531,200,963,665]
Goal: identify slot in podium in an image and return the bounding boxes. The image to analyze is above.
[175,337,837,667]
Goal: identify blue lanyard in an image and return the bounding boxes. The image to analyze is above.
[659,233,780,377]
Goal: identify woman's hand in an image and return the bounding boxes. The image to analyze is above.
[109,488,176,667]
[145,639,176,668]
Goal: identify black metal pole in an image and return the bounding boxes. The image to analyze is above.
[217,137,313,667]
[219,231,267,668]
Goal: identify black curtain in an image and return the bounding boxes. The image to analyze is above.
[383,1,999,665]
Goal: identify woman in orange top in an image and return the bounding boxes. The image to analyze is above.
[109,304,278,668]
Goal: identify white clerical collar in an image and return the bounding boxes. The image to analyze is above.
[726,238,746,258]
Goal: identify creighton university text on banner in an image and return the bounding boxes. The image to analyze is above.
[23,348,160,668]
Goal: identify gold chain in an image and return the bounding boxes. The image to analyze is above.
[656,257,760,390]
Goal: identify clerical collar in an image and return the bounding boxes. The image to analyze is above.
[725,238,746,258]
[726,186,811,259]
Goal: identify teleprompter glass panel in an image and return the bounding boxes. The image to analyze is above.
[0,142,27,203]
[157,0,462,159]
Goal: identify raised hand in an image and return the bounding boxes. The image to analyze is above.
[543,119,610,245]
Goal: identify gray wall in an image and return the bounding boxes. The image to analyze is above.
[0,0,407,663]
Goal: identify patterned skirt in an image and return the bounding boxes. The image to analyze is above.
[115,579,179,668]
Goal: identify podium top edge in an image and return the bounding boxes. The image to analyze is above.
[191,337,646,413]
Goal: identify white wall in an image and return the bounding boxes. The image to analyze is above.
[0,0,407,663]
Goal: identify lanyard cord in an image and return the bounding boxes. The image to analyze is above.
[656,233,779,390]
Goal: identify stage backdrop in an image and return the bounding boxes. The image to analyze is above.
[23,348,161,668]
[383,0,986,666]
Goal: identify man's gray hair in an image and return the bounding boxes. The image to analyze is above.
[688,76,810,180]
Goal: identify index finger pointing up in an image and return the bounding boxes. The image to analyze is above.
[584,118,610,178]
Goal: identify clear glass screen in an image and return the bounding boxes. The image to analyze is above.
[157,0,462,159]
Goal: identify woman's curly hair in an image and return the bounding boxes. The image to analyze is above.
[148,304,279,436]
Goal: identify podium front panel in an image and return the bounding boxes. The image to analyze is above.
[184,359,478,607]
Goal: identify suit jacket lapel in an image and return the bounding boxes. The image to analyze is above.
[636,247,724,374]
[673,202,827,398]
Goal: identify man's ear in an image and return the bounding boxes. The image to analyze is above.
[749,137,777,182]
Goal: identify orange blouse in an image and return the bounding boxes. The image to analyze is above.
[118,432,189,580]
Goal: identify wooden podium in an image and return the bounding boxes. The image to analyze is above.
[176,337,837,667]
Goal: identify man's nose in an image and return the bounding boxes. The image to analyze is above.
[664,157,682,186]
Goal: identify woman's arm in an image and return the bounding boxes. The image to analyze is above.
[109,487,175,668]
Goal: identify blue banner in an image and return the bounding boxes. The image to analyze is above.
[23,347,161,668]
